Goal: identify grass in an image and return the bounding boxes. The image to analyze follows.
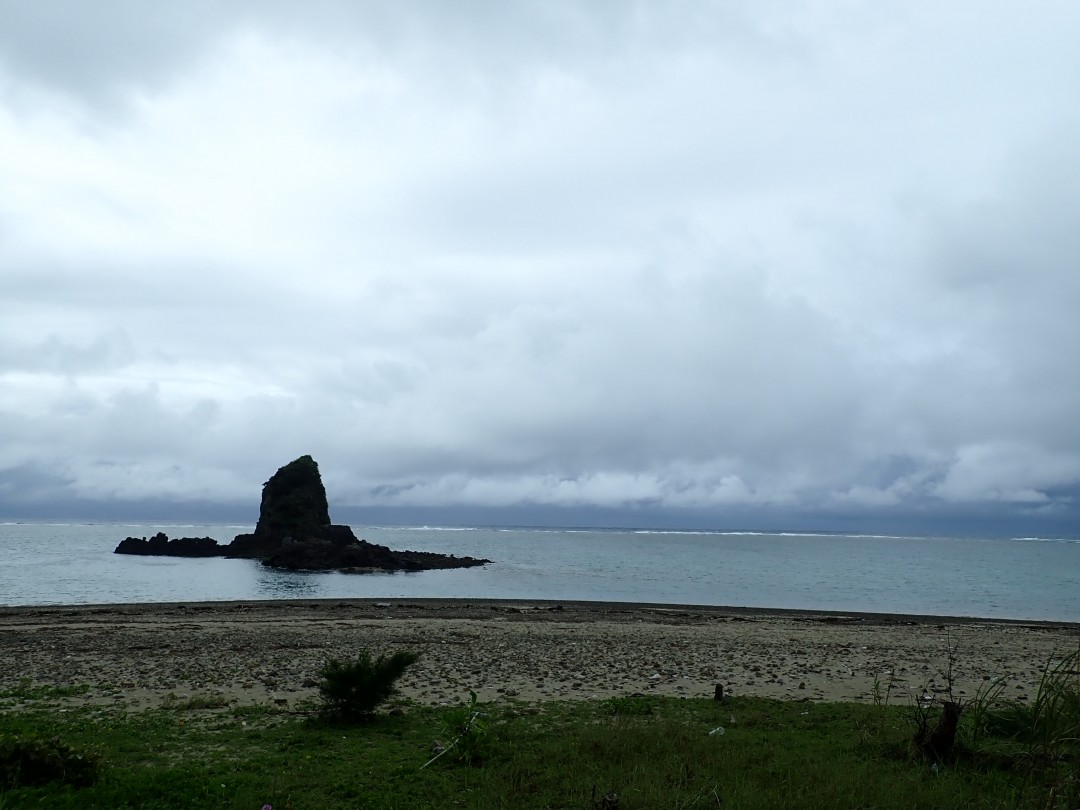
[2,689,1078,809]
[161,693,233,712]
[966,647,1080,765]
[0,682,92,707]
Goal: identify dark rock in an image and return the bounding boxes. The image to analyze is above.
[224,521,364,560]
[264,535,489,572]
[253,454,330,538]
[266,536,418,571]
[114,532,223,557]
[222,457,348,559]
[115,456,491,574]
[218,531,277,560]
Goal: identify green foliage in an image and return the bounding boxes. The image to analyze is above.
[232,703,282,718]
[0,734,98,789]
[435,690,488,766]
[887,642,1080,808]
[973,646,1080,762]
[160,693,231,712]
[317,650,419,721]
[602,695,659,716]
[0,681,91,703]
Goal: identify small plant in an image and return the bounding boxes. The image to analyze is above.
[0,734,99,789]
[907,631,964,762]
[317,650,419,721]
[233,704,281,719]
[962,673,1009,755]
[603,695,658,716]
[423,691,488,768]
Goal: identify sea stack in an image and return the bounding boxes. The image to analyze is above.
[115,455,490,573]
[224,454,347,559]
[257,454,331,535]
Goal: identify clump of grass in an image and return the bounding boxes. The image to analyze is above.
[892,640,1080,809]
[602,695,659,716]
[976,646,1080,763]
[317,650,419,721]
[232,704,281,719]
[0,682,91,703]
[161,693,231,712]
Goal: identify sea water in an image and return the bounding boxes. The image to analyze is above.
[1,522,1078,621]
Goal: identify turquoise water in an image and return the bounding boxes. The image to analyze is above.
[1,522,1078,620]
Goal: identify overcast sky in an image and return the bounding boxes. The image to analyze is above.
[2,2,1079,532]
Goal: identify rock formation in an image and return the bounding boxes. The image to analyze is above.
[115,456,490,573]
[225,455,339,559]
[255,454,331,536]
[113,532,221,558]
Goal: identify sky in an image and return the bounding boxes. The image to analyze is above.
[1,2,1079,534]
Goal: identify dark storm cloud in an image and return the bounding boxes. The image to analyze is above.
[1,1,1079,530]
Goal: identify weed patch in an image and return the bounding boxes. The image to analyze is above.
[161,693,231,712]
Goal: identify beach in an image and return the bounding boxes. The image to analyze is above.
[2,599,1077,711]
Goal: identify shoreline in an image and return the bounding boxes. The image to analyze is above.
[3,598,1078,712]
[3,597,1079,628]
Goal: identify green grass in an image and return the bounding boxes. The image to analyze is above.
[0,682,92,704]
[1,693,1077,809]
[160,693,233,712]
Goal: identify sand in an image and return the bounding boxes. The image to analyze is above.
[1,599,1077,712]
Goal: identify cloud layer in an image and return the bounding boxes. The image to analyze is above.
[2,2,1079,529]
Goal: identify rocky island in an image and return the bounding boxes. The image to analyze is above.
[114,455,490,573]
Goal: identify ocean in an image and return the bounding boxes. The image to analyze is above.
[1,522,1078,621]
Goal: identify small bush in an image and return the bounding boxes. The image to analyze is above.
[0,734,99,789]
[438,691,488,765]
[317,650,419,721]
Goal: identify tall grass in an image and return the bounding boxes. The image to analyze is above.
[976,646,1080,763]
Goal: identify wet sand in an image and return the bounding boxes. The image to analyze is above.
[1,599,1077,711]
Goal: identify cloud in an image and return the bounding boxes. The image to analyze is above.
[1,2,1079,528]
[934,442,1080,505]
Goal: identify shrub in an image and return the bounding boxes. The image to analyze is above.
[317,650,419,721]
[0,734,99,789]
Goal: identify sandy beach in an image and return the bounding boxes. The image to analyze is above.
[1,599,1077,711]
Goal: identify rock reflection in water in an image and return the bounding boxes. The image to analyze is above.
[255,567,325,598]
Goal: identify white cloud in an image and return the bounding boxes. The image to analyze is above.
[1,1,1079,526]
[935,443,1080,504]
